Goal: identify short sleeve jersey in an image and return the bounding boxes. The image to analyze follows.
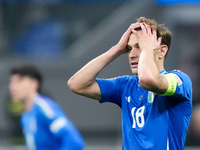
[21,95,85,150]
[96,70,192,150]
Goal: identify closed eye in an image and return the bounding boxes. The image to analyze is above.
[126,45,132,51]
[134,43,140,49]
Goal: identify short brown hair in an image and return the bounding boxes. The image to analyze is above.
[137,17,172,57]
[10,65,42,93]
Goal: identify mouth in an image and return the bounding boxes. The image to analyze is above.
[130,62,138,68]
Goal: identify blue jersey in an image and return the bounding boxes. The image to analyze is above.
[21,95,85,150]
[96,70,192,150]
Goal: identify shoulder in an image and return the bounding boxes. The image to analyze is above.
[96,75,138,93]
[96,75,137,86]
[168,70,192,85]
[168,69,189,76]
[34,95,57,119]
[114,75,138,84]
[168,69,189,77]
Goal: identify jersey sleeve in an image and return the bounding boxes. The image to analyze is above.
[36,98,85,150]
[96,75,132,107]
[167,70,192,102]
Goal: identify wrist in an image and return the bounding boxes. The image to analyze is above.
[141,47,154,52]
[140,49,154,60]
[110,45,124,56]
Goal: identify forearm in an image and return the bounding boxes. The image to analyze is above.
[138,50,159,80]
[68,46,122,92]
[138,49,163,92]
[68,23,135,98]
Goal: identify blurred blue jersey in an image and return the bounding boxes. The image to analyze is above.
[96,69,192,150]
[21,95,85,150]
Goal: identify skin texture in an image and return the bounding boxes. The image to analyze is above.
[68,22,169,100]
[9,75,38,111]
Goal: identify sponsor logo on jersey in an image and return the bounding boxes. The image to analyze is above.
[126,96,131,103]
[139,95,143,100]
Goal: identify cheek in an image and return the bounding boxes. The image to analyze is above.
[10,82,20,92]
[22,82,31,92]
[16,82,29,95]
[138,50,141,57]
[128,52,131,59]
[9,83,14,92]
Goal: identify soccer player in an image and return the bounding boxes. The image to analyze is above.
[9,65,85,150]
[67,17,192,149]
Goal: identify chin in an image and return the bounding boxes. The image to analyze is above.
[131,68,138,75]
[11,95,22,102]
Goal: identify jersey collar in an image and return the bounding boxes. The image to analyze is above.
[160,69,167,75]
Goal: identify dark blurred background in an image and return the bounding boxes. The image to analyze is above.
[0,0,200,149]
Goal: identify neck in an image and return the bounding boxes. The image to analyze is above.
[156,58,165,72]
[158,64,164,72]
[22,92,38,112]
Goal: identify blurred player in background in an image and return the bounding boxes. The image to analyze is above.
[9,65,85,150]
[68,17,192,149]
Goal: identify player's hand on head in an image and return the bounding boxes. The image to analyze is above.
[115,23,141,54]
[132,23,162,51]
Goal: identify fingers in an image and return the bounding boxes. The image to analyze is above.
[141,23,154,35]
[123,26,132,37]
[157,37,162,45]
[130,23,141,36]
[142,23,159,40]
[124,23,140,35]
[152,27,157,37]
[131,23,149,37]
[130,22,162,50]
[131,28,138,36]
[140,23,147,34]
[129,22,160,42]
[129,22,141,30]
[122,23,141,40]
[145,23,151,35]
[152,27,162,44]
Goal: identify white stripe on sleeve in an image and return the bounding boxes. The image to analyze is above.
[35,98,54,118]
[49,117,67,133]
[167,137,169,150]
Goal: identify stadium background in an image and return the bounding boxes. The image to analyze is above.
[0,0,200,149]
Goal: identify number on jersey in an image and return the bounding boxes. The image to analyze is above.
[131,106,145,128]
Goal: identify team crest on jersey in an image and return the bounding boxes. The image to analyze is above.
[148,91,155,103]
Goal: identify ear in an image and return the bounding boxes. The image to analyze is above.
[159,45,168,59]
[33,79,39,92]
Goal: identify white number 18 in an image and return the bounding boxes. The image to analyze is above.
[131,106,145,128]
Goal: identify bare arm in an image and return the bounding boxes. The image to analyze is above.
[67,23,141,100]
[132,23,169,94]
[68,47,122,100]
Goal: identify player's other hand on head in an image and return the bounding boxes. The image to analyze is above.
[132,23,162,51]
[115,23,141,54]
